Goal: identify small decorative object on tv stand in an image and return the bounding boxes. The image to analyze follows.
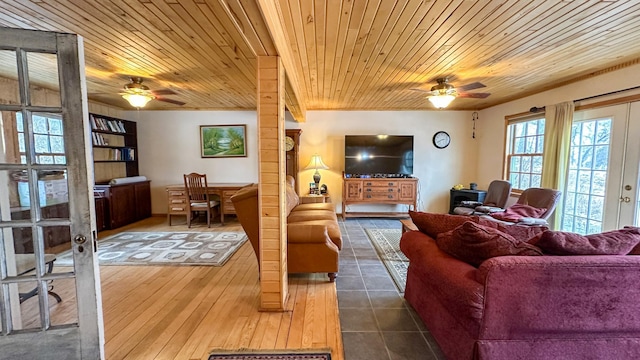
[342,174,417,219]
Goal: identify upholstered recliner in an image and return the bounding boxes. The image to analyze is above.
[515,187,562,220]
[480,187,562,226]
[230,177,341,282]
[453,180,511,215]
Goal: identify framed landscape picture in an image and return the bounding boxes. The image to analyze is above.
[200,125,247,158]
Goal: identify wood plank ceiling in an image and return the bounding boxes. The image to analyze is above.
[0,0,639,114]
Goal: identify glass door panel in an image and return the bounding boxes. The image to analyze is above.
[0,27,101,358]
[562,118,611,233]
[561,104,628,234]
[26,52,61,108]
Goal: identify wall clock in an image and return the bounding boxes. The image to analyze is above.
[285,136,295,151]
[433,131,451,149]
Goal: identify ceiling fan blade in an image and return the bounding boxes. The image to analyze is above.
[457,92,491,99]
[152,89,177,96]
[157,97,186,106]
[455,82,486,92]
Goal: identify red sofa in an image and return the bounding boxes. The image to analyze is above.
[400,229,640,360]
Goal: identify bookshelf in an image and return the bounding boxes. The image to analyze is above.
[90,113,139,184]
[90,113,150,230]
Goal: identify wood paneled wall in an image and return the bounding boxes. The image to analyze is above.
[257,56,287,310]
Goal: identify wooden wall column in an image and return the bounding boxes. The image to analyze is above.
[257,56,288,310]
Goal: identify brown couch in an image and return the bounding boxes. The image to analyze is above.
[230,176,341,282]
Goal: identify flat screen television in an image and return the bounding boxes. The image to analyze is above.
[344,135,414,176]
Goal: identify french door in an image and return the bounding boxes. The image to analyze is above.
[0,28,103,358]
[561,102,640,234]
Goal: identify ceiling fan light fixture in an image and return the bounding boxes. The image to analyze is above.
[121,77,155,108]
[428,94,456,108]
[122,92,155,108]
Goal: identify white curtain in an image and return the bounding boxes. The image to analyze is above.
[541,101,574,228]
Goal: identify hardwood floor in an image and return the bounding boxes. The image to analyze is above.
[54,215,343,360]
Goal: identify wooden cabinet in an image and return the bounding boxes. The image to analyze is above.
[94,197,108,232]
[342,177,418,219]
[134,181,152,220]
[399,181,417,201]
[11,203,71,253]
[285,129,302,192]
[95,181,152,229]
[345,181,364,201]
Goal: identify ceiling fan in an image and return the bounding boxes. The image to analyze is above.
[411,78,491,108]
[120,77,186,107]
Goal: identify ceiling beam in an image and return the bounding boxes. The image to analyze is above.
[255,0,307,122]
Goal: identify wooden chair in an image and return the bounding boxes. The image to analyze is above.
[183,173,219,228]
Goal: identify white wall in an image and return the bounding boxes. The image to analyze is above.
[131,108,477,215]
[290,110,478,213]
[476,63,640,188]
[126,110,259,214]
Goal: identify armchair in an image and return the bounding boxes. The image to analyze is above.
[487,187,562,225]
[453,180,511,216]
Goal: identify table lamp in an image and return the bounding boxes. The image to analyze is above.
[305,154,329,193]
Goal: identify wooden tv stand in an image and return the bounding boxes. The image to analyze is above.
[342,176,418,219]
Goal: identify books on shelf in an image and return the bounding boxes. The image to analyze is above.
[92,132,108,146]
[90,114,126,133]
[100,148,135,161]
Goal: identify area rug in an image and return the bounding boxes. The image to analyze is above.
[55,231,247,266]
[208,349,331,360]
[364,228,408,292]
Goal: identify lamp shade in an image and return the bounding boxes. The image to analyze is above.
[305,154,329,170]
[122,93,155,108]
[428,94,456,109]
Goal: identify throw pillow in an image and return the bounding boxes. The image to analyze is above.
[536,227,640,255]
[490,204,547,222]
[475,217,547,243]
[435,221,543,267]
[408,211,471,238]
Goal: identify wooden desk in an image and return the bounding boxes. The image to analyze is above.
[166,183,252,225]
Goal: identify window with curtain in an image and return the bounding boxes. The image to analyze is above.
[16,112,66,165]
[505,117,545,191]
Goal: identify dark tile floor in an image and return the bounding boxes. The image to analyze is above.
[337,218,446,360]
